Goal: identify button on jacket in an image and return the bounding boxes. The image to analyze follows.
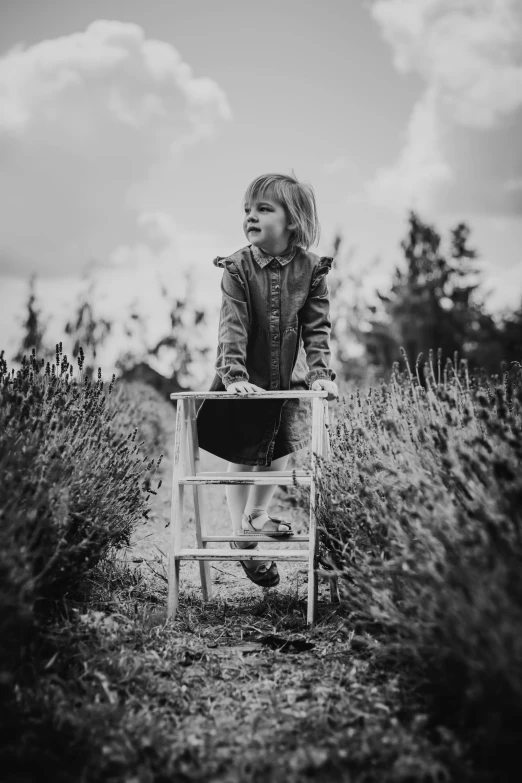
[196,243,336,466]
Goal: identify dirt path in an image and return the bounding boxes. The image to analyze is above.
[97,403,448,782]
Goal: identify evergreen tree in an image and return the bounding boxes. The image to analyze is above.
[500,302,522,362]
[364,211,499,373]
[485,301,522,373]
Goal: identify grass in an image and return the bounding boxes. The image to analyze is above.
[4,558,465,783]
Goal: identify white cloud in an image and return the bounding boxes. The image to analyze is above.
[505,179,522,193]
[321,155,357,175]
[366,87,453,211]
[0,21,233,378]
[0,20,231,277]
[367,0,522,213]
[0,218,224,382]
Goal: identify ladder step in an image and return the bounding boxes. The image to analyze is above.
[170,391,327,400]
[202,535,309,543]
[176,548,309,561]
[180,470,312,485]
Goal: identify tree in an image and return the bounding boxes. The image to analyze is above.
[13,275,52,364]
[64,275,112,380]
[115,270,210,395]
[147,274,209,388]
[482,301,522,373]
[363,211,500,374]
[499,302,522,362]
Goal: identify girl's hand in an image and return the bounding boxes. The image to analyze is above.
[311,379,338,401]
[226,381,266,395]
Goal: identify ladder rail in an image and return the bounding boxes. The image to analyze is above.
[307,397,326,624]
[167,397,188,618]
[187,397,212,600]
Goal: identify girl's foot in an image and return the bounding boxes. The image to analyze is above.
[241,510,293,538]
[230,541,280,587]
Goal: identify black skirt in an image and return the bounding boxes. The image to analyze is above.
[195,373,311,466]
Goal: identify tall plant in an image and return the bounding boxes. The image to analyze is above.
[0,344,161,675]
[314,351,522,776]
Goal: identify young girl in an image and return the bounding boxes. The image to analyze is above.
[196,172,338,587]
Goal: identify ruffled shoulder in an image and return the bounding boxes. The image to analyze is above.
[213,254,245,288]
[213,253,242,271]
[213,255,229,268]
[310,256,333,290]
[317,256,333,273]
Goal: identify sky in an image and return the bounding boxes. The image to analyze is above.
[0,0,521,379]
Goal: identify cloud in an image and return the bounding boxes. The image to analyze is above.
[321,155,358,175]
[366,86,453,211]
[505,178,522,194]
[0,20,231,277]
[366,0,522,214]
[0,217,224,381]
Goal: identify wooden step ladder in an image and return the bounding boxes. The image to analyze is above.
[166,390,330,625]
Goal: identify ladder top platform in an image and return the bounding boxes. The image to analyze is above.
[170,390,328,400]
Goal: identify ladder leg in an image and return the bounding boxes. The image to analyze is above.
[167,399,188,620]
[187,398,212,601]
[308,396,325,624]
[307,536,318,624]
[323,402,339,604]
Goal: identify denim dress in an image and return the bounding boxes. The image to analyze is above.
[196,243,336,466]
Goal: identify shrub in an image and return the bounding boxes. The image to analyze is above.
[110,378,174,456]
[313,351,522,776]
[0,344,161,680]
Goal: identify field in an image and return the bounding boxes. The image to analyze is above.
[2,351,521,782]
[21,415,452,783]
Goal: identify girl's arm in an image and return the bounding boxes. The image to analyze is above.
[299,259,337,389]
[215,264,251,388]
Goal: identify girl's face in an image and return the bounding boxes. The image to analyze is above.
[243,193,294,256]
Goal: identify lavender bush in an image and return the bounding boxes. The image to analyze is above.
[310,350,522,775]
[0,344,161,678]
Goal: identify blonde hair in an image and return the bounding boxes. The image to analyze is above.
[243,172,320,251]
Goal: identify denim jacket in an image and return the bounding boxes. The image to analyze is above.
[213,244,336,391]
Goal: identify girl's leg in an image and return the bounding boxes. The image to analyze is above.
[226,456,290,586]
[226,462,255,535]
[244,454,291,523]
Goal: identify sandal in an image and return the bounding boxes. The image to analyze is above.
[230,541,280,587]
[241,512,293,538]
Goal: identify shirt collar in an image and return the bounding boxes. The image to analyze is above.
[250,244,297,268]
